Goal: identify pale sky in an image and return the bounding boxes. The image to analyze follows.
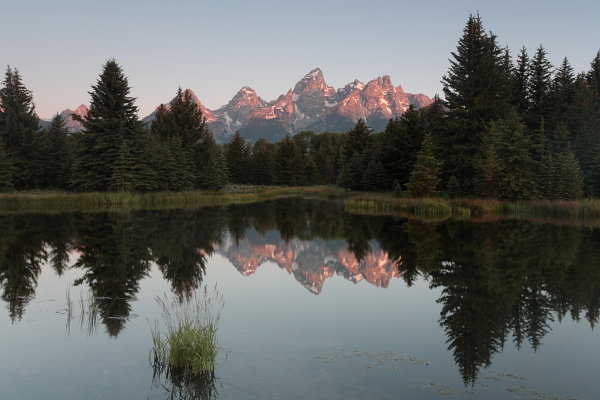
[2,0,599,119]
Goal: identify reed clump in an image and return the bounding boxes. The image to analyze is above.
[150,286,223,377]
[344,196,453,218]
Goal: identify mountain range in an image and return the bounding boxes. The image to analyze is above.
[46,68,433,142]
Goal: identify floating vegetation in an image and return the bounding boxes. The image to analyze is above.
[314,349,429,371]
[150,286,223,400]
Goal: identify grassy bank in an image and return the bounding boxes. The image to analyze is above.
[343,194,600,221]
[2,186,600,221]
[0,185,346,212]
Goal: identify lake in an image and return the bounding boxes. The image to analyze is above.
[1,198,599,399]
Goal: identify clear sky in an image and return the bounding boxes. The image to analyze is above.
[2,0,599,118]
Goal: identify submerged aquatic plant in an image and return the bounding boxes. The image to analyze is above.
[150,285,223,380]
[64,288,100,335]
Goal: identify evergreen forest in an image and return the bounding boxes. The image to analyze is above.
[1,15,599,200]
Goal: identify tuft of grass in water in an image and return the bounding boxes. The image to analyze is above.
[150,285,224,377]
[64,288,101,336]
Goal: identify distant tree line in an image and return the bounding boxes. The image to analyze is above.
[1,14,599,199]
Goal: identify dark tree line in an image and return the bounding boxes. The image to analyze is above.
[1,16,599,199]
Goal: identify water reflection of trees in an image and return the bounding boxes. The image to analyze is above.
[1,200,600,384]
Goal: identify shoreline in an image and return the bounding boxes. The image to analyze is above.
[1,186,600,222]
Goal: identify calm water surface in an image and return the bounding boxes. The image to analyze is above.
[1,199,599,399]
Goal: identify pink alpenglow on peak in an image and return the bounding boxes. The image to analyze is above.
[57,68,432,142]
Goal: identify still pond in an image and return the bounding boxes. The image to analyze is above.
[1,199,599,399]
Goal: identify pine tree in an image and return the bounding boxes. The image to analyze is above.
[0,67,39,189]
[529,121,555,198]
[406,133,442,197]
[225,131,250,184]
[0,140,14,191]
[482,113,537,200]
[30,114,71,189]
[72,60,150,191]
[514,47,531,114]
[550,125,583,199]
[47,114,71,189]
[549,58,576,130]
[586,51,600,98]
[479,143,501,198]
[151,88,210,188]
[527,46,553,128]
[554,150,583,200]
[337,119,371,189]
[381,107,426,188]
[196,132,229,190]
[250,138,275,185]
[274,135,303,185]
[362,158,386,191]
[440,14,513,193]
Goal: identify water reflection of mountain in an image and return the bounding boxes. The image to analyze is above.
[1,199,600,385]
[220,230,399,294]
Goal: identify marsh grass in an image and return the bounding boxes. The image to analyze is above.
[150,285,223,377]
[344,195,600,222]
[0,186,345,213]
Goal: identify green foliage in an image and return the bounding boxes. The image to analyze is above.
[440,14,513,193]
[381,106,426,188]
[362,158,386,191]
[72,60,151,191]
[250,138,275,185]
[406,133,442,197]
[274,135,303,185]
[480,114,537,200]
[0,141,14,191]
[0,67,39,189]
[527,46,553,128]
[225,131,250,184]
[337,119,371,189]
[150,289,223,376]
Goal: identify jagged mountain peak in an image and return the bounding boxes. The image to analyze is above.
[62,68,433,142]
[228,86,264,107]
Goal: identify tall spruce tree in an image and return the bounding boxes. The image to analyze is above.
[0,67,39,189]
[549,57,576,130]
[274,135,303,185]
[381,106,426,188]
[250,138,275,185]
[0,140,14,191]
[527,46,553,129]
[196,132,229,190]
[587,51,600,98]
[72,60,151,191]
[514,47,531,114]
[225,131,250,184]
[31,114,70,189]
[406,133,442,197]
[337,119,371,189]
[440,14,513,193]
[150,88,210,189]
[480,113,537,200]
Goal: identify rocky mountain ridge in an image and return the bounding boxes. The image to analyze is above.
[50,68,432,142]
